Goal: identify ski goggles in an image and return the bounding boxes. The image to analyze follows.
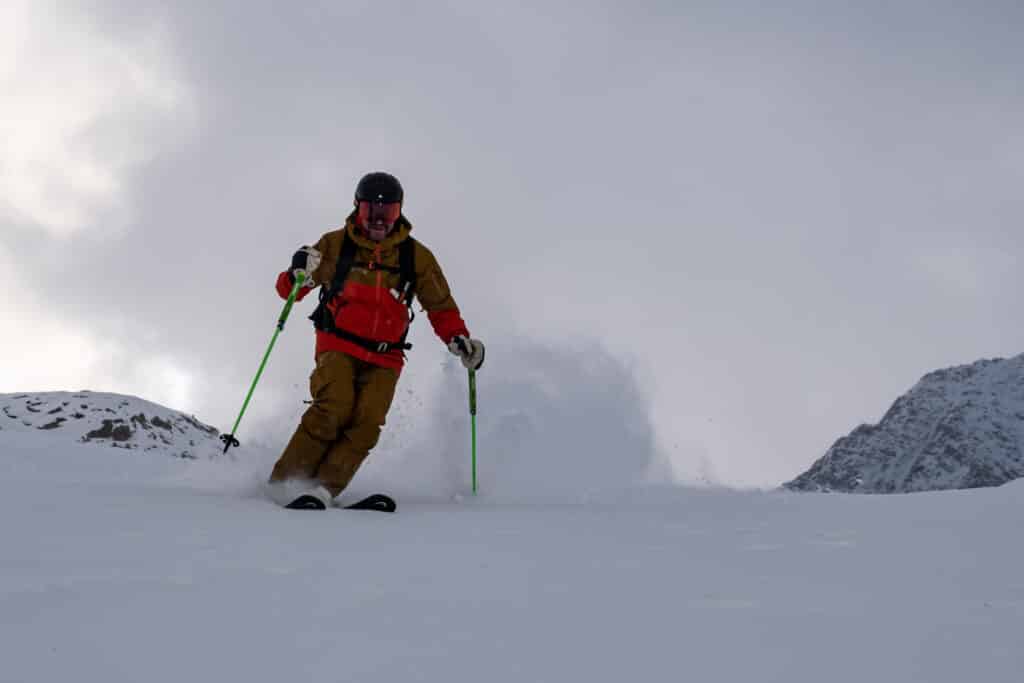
[357,200,401,225]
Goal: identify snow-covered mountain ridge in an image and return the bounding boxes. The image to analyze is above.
[0,390,223,460]
[786,353,1024,493]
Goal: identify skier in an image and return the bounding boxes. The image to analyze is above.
[268,172,485,509]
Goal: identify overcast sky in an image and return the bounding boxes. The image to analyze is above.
[2,0,1023,487]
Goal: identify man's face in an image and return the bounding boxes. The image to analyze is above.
[357,200,401,241]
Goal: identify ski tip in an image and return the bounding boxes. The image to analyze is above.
[344,493,397,513]
[284,494,328,510]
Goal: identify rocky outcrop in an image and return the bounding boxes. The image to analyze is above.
[786,355,1024,493]
[0,391,222,460]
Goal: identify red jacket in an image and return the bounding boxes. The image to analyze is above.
[276,218,469,371]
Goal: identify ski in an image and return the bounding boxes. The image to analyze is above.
[284,492,396,512]
[284,494,326,510]
[343,493,397,513]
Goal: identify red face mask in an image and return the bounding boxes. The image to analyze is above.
[357,201,401,241]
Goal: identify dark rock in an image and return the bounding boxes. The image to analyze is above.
[84,420,133,442]
[39,418,67,430]
[152,416,173,431]
[183,414,218,436]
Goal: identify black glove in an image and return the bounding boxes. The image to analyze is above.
[288,246,321,285]
[448,335,485,371]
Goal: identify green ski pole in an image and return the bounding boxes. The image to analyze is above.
[220,272,306,454]
[469,369,478,494]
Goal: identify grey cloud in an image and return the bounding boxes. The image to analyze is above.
[3,0,1023,486]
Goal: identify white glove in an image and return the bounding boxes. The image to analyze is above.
[448,335,485,371]
[290,246,321,286]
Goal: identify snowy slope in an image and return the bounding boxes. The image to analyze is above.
[786,354,1024,493]
[0,390,223,460]
[2,401,1022,682]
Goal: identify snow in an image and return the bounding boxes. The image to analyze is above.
[2,365,1023,682]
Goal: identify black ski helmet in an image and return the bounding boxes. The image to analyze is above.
[355,172,404,204]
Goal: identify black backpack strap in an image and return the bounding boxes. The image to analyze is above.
[381,236,417,354]
[398,237,417,304]
[309,233,357,330]
[329,233,358,299]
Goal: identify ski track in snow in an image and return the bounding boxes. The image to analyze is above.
[2,425,1023,683]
